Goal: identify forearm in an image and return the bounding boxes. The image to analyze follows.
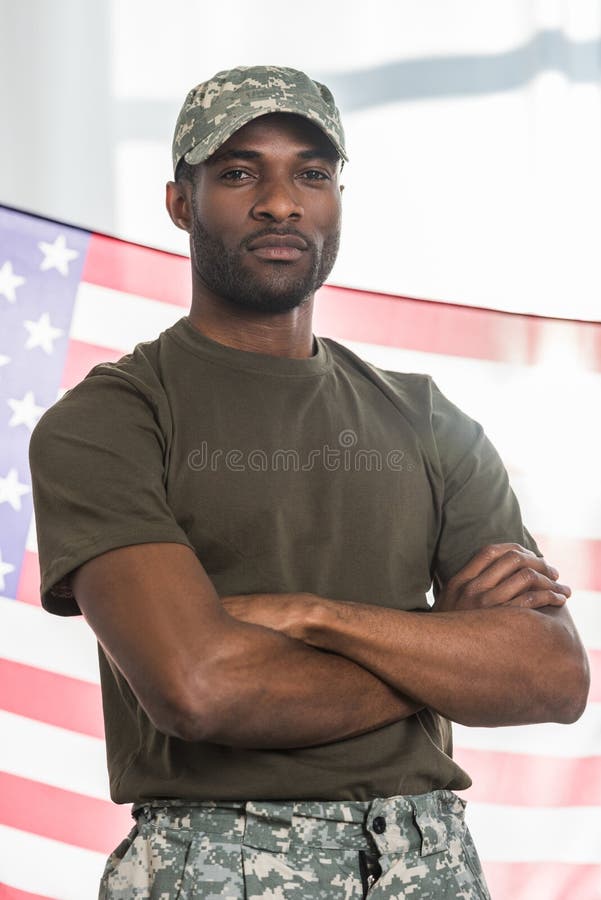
[187,619,419,748]
[303,600,589,727]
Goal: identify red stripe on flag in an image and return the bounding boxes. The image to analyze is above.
[15,551,40,606]
[76,240,601,373]
[534,533,601,593]
[0,772,130,855]
[61,339,124,391]
[0,659,103,739]
[314,285,601,370]
[456,748,601,806]
[483,861,601,900]
[0,886,56,900]
[82,234,190,308]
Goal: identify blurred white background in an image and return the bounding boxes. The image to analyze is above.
[0,0,599,320]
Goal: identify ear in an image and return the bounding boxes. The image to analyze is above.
[165,180,193,233]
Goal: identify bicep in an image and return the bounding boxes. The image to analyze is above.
[29,372,194,615]
[72,541,230,736]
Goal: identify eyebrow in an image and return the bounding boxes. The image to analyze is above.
[208,148,339,165]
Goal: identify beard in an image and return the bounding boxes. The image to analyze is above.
[190,216,340,314]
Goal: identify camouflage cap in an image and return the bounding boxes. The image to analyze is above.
[172,65,347,176]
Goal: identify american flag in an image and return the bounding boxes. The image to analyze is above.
[0,203,599,900]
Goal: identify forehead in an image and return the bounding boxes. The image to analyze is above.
[209,113,339,161]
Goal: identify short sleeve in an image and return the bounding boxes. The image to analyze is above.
[431,381,540,584]
[29,371,194,616]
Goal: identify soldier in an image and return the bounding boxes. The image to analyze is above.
[29,66,589,898]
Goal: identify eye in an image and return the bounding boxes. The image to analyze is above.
[220,169,254,183]
[299,169,331,181]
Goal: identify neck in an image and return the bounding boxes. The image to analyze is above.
[187,290,316,359]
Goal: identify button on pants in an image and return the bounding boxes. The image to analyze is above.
[99,789,491,899]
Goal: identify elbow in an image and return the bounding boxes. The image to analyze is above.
[539,628,591,724]
[162,701,213,743]
[522,607,591,725]
[136,623,250,743]
[551,650,590,724]
[143,678,219,743]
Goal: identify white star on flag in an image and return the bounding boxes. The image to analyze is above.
[38,234,80,276]
[0,548,15,592]
[0,354,10,369]
[24,312,64,354]
[0,260,26,303]
[0,467,30,512]
[7,391,45,431]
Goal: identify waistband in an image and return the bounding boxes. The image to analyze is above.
[132,790,467,858]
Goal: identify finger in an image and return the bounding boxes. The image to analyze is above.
[459,549,560,598]
[447,543,536,588]
[475,568,571,607]
[502,590,568,610]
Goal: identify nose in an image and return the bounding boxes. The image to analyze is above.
[251,176,303,222]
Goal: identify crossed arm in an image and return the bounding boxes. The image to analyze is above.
[223,543,589,727]
[72,541,589,749]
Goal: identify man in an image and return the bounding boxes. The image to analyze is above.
[29,66,589,899]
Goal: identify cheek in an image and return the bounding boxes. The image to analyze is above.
[193,184,249,239]
[314,204,341,249]
[314,193,342,231]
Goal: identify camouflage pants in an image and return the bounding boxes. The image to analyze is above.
[99,790,491,899]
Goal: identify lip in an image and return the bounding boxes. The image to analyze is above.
[250,246,304,261]
[246,234,308,251]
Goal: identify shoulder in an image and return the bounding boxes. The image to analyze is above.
[322,337,435,400]
[320,337,485,461]
[321,337,450,422]
[30,330,174,462]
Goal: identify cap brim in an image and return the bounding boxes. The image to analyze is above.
[182,106,348,168]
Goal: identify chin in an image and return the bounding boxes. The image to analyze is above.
[225,290,310,315]
[223,269,318,314]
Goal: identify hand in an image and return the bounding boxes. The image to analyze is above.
[433,543,571,613]
[221,592,320,640]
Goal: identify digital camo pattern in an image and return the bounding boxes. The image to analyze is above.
[99,791,491,899]
[172,65,347,175]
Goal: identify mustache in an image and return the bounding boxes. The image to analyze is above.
[242,226,314,250]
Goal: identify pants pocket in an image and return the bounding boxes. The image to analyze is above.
[98,826,138,900]
[99,825,193,900]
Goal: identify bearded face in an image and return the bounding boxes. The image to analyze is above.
[189,215,341,314]
[182,113,343,314]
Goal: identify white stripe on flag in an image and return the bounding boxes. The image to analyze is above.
[454,703,601,757]
[25,513,37,553]
[71,282,183,350]
[0,596,99,682]
[467,802,601,864]
[0,710,109,799]
[0,824,107,900]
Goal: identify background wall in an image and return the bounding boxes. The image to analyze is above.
[1,0,600,320]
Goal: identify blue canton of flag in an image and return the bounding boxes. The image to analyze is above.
[0,206,91,601]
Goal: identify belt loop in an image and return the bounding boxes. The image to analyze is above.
[409,794,448,857]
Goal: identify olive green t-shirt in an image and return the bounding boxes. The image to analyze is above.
[29,317,539,805]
